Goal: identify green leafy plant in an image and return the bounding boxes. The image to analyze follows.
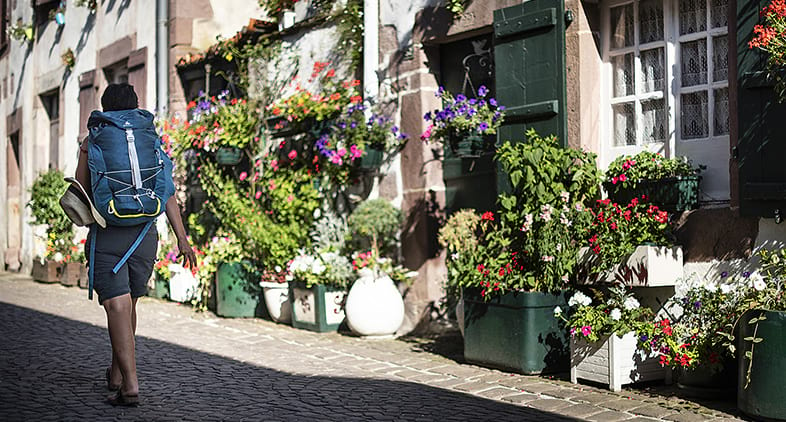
[605,151,703,189]
[61,48,75,69]
[749,0,786,101]
[347,198,402,258]
[438,209,482,298]
[28,170,72,260]
[287,249,353,289]
[445,0,470,16]
[74,0,98,10]
[556,284,654,343]
[7,20,34,42]
[336,0,363,71]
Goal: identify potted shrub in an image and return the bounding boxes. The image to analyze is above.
[460,129,602,374]
[421,85,505,158]
[604,151,703,212]
[558,285,661,392]
[287,248,352,333]
[734,248,786,420]
[28,170,72,284]
[578,197,681,286]
[59,240,86,287]
[438,209,483,336]
[344,199,415,337]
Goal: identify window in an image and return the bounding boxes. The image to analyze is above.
[41,91,59,169]
[104,63,129,85]
[602,0,729,203]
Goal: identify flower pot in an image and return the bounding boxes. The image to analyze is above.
[215,147,243,165]
[738,310,786,421]
[449,133,491,158]
[578,245,683,286]
[168,263,199,303]
[604,176,700,212]
[676,359,736,399]
[463,288,570,374]
[571,332,666,392]
[345,271,404,337]
[77,265,89,289]
[216,262,260,318]
[60,262,83,287]
[356,146,384,171]
[148,273,169,300]
[261,281,292,324]
[32,260,62,284]
[290,282,346,333]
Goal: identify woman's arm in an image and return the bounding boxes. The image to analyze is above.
[165,196,197,270]
[76,137,90,189]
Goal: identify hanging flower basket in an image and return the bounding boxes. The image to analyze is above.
[448,133,494,158]
[356,145,384,171]
[215,147,243,165]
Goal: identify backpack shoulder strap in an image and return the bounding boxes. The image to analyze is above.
[112,220,155,275]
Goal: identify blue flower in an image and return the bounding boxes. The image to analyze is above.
[350,122,357,129]
[456,94,467,102]
[489,98,498,107]
[694,301,702,309]
[424,112,432,121]
[478,122,489,132]
[339,122,347,129]
[478,85,488,97]
[640,335,648,342]
[398,133,408,140]
[721,271,728,278]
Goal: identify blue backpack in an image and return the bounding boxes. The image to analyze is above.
[85,109,175,299]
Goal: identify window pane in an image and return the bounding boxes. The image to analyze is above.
[714,88,729,136]
[640,48,665,93]
[639,0,664,43]
[613,103,636,146]
[681,39,708,87]
[681,91,709,139]
[642,99,667,143]
[610,4,634,49]
[713,35,728,82]
[613,53,635,97]
[680,0,707,35]
[711,0,728,28]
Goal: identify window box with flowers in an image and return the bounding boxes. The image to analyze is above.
[603,151,703,212]
[421,85,505,159]
[578,196,681,287]
[288,249,353,333]
[557,286,663,392]
[457,129,603,374]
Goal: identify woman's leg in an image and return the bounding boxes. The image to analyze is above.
[104,293,139,395]
[108,297,140,387]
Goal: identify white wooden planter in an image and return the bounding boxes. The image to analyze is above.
[578,245,683,286]
[570,332,667,392]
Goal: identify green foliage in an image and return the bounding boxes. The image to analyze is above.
[347,198,402,256]
[438,209,480,254]
[28,170,72,244]
[310,209,348,252]
[605,151,703,189]
[288,249,353,289]
[214,99,259,150]
[445,0,470,16]
[8,20,33,42]
[336,0,363,71]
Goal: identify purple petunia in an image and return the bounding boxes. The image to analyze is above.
[456,93,467,102]
[424,112,432,121]
[478,85,488,97]
[489,98,497,107]
[721,271,729,278]
[478,122,489,132]
[469,98,478,105]
[694,301,702,309]
[640,335,648,342]
[743,271,751,278]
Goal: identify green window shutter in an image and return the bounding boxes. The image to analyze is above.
[737,0,786,218]
[493,0,568,146]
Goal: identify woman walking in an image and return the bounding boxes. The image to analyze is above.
[75,83,196,406]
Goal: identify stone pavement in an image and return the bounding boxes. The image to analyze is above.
[0,273,745,421]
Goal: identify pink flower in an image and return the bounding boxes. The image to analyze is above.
[581,326,592,336]
[239,172,248,181]
[619,173,627,182]
[612,176,619,185]
[330,155,343,165]
[337,148,347,157]
[570,327,576,337]
[288,150,297,160]
[287,195,294,203]
[271,160,279,171]
[255,191,262,199]
[350,145,363,159]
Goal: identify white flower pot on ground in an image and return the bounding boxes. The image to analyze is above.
[345,269,404,338]
[571,331,667,392]
[578,245,683,286]
[168,263,198,303]
[260,281,292,324]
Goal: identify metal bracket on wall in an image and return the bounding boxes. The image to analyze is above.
[775,209,782,224]
[564,10,574,26]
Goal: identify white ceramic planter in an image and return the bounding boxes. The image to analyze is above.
[570,332,667,392]
[345,269,405,337]
[260,281,292,324]
[578,245,683,286]
[168,263,198,303]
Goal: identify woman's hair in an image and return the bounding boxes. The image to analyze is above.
[101,83,139,111]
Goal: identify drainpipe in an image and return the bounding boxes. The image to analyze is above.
[363,0,379,106]
[156,0,169,113]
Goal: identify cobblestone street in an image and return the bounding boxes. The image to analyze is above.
[0,273,745,421]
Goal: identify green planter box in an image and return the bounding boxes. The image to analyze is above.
[148,273,169,300]
[215,147,243,165]
[290,282,346,333]
[677,358,736,399]
[357,146,384,171]
[216,262,260,318]
[604,176,700,212]
[463,288,569,374]
[738,310,786,421]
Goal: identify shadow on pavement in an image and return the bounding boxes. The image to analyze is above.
[0,302,580,421]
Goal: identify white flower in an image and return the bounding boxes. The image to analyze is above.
[574,203,584,212]
[559,213,571,226]
[610,308,622,321]
[561,275,569,283]
[521,214,534,232]
[451,253,460,261]
[569,291,592,307]
[750,272,767,291]
[702,282,718,293]
[310,259,326,275]
[274,265,282,273]
[539,205,553,222]
[560,192,570,202]
[720,283,733,294]
[623,297,640,310]
[53,252,64,262]
[553,306,563,316]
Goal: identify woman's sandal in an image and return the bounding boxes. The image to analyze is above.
[105,367,121,392]
[107,390,139,407]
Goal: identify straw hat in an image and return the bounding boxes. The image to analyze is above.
[59,177,106,228]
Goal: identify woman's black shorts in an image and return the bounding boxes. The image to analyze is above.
[86,224,158,304]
